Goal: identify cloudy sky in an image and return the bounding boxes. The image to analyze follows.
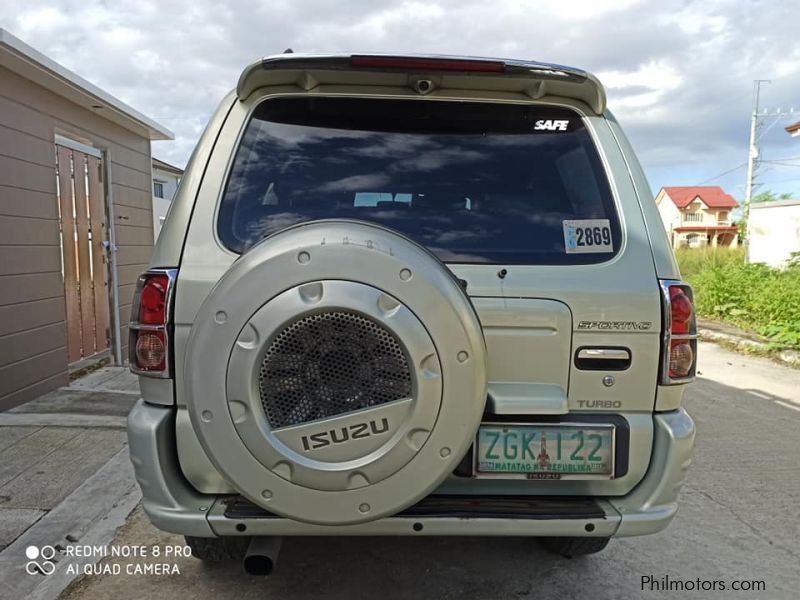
[2,0,799,199]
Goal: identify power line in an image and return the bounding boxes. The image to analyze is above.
[756,117,782,142]
[755,111,798,142]
[756,177,800,185]
[761,161,800,168]
[761,155,800,162]
[692,156,798,188]
[696,162,747,185]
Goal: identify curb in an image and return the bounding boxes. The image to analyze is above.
[0,413,127,429]
[698,325,800,369]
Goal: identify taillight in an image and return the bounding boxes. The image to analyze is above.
[135,331,166,370]
[138,274,169,325]
[660,281,697,384]
[669,287,693,334]
[129,269,176,377]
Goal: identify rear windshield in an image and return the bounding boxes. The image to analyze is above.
[218,97,620,264]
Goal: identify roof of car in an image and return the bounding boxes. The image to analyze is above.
[236,53,607,114]
[662,186,738,209]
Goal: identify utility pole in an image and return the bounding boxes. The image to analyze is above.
[743,80,769,262]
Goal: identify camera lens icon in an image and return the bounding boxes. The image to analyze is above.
[25,545,56,575]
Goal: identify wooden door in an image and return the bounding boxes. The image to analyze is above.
[55,144,110,363]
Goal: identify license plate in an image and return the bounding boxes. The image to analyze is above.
[475,424,615,479]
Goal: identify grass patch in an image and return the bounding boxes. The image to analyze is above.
[676,247,800,350]
[674,246,746,279]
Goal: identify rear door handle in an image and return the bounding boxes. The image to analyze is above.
[575,347,631,370]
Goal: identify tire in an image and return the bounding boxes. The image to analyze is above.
[185,220,487,525]
[185,536,250,563]
[540,536,610,557]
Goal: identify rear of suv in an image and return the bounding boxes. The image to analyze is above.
[127,54,696,574]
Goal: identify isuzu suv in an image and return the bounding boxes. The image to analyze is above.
[127,53,696,575]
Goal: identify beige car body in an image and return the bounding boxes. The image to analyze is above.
[128,54,694,542]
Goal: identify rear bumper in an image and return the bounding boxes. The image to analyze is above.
[127,400,694,538]
[208,494,619,537]
[609,407,695,536]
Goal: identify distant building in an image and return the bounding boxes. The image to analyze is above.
[655,186,739,249]
[152,158,183,239]
[785,121,800,137]
[749,199,800,268]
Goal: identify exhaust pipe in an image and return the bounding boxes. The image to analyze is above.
[243,536,282,576]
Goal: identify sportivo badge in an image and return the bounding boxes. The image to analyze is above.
[578,321,653,331]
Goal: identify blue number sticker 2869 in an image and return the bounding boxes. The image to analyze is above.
[562,219,613,254]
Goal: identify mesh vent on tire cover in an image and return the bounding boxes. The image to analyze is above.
[258,310,413,428]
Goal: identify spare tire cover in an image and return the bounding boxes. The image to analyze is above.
[185,221,486,525]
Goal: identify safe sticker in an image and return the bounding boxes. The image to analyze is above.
[533,119,569,131]
[563,219,613,254]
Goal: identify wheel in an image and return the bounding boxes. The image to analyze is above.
[185,220,487,526]
[185,536,250,562]
[540,536,610,557]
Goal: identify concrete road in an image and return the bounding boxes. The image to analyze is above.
[0,369,138,552]
[0,367,140,600]
[59,342,800,599]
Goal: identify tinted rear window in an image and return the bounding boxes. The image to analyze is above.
[218,97,620,264]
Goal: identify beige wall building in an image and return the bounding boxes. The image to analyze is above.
[152,158,183,240]
[0,29,172,409]
[655,186,739,249]
[749,199,800,268]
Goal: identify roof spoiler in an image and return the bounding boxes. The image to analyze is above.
[236,53,607,115]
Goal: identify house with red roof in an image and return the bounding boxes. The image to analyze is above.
[655,186,739,248]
